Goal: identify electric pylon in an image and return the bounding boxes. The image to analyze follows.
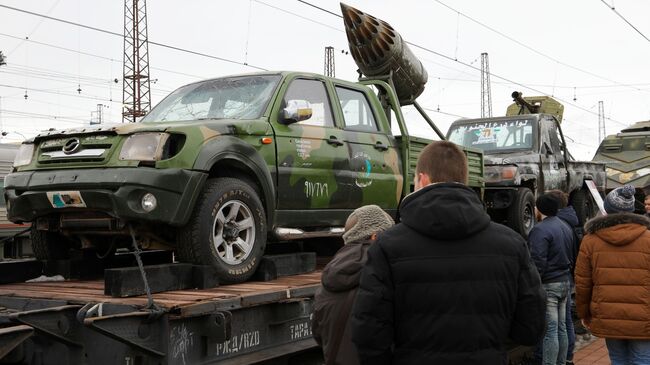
[598,101,605,142]
[122,0,151,123]
[480,52,492,118]
[324,46,335,78]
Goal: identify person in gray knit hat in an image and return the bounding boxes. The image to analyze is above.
[604,185,636,214]
[312,205,394,365]
[342,205,395,244]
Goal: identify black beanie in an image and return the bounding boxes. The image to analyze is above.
[536,193,559,217]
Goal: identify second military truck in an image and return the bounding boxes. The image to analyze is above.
[447,92,605,237]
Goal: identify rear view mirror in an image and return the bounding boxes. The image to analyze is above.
[543,141,554,156]
[281,100,312,124]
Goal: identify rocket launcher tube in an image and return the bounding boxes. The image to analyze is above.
[341,3,428,105]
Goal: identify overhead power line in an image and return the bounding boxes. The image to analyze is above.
[0,32,208,80]
[255,0,340,32]
[1,109,89,124]
[0,4,268,71]
[0,83,121,104]
[599,0,650,43]
[6,0,61,56]
[293,0,628,128]
[432,0,649,94]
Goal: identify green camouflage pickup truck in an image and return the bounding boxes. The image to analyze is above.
[5,72,483,283]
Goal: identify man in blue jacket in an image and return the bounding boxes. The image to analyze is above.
[528,193,574,365]
[548,190,583,365]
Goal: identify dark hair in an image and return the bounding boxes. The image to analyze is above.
[536,193,560,217]
[416,141,468,184]
[546,189,568,208]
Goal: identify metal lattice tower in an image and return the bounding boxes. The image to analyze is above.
[598,101,606,141]
[480,52,493,118]
[122,0,151,123]
[324,46,335,78]
[91,104,105,125]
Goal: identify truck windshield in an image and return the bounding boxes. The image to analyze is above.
[447,118,535,153]
[142,75,281,122]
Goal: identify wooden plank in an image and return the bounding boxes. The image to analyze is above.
[0,290,183,308]
[0,269,323,310]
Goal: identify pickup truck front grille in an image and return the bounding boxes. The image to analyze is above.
[37,135,117,165]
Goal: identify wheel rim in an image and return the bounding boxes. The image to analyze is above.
[523,202,534,232]
[212,200,256,265]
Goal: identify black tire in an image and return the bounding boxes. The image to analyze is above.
[571,189,596,226]
[507,188,536,239]
[31,226,70,260]
[177,177,266,284]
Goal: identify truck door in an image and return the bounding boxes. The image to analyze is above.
[334,85,402,210]
[273,78,352,210]
[540,117,569,192]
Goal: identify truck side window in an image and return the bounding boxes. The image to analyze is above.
[547,119,564,158]
[335,87,378,132]
[283,79,334,127]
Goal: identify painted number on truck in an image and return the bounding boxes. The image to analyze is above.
[289,320,312,340]
[215,330,261,356]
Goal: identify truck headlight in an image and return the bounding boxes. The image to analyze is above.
[484,165,518,183]
[119,133,169,161]
[13,144,35,167]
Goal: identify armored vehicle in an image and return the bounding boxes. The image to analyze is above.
[447,92,606,238]
[593,121,650,213]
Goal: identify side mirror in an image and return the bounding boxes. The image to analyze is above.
[543,141,554,156]
[281,100,312,125]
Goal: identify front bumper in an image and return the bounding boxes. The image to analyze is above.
[483,187,517,209]
[5,168,207,226]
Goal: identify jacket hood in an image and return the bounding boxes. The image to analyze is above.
[557,206,579,227]
[321,240,371,292]
[399,183,491,240]
[585,213,650,246]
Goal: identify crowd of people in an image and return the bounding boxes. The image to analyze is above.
[311,141,650,365]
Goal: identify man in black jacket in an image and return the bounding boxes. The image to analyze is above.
[351,141,546,365]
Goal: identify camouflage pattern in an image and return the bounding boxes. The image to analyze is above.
[448,114,605,196]
[6,71,484,244]
[447,98,605,237]
[593,121,650,212]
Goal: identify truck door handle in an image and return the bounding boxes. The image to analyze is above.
[374,142,389,151]
[327,136,344,146]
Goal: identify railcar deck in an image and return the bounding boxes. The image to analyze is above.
[0,271,322,312]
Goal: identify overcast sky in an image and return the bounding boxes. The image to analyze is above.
[1,0,650,160]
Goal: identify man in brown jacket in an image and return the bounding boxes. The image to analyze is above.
[311,205,394,365]
[575,185,650,365]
